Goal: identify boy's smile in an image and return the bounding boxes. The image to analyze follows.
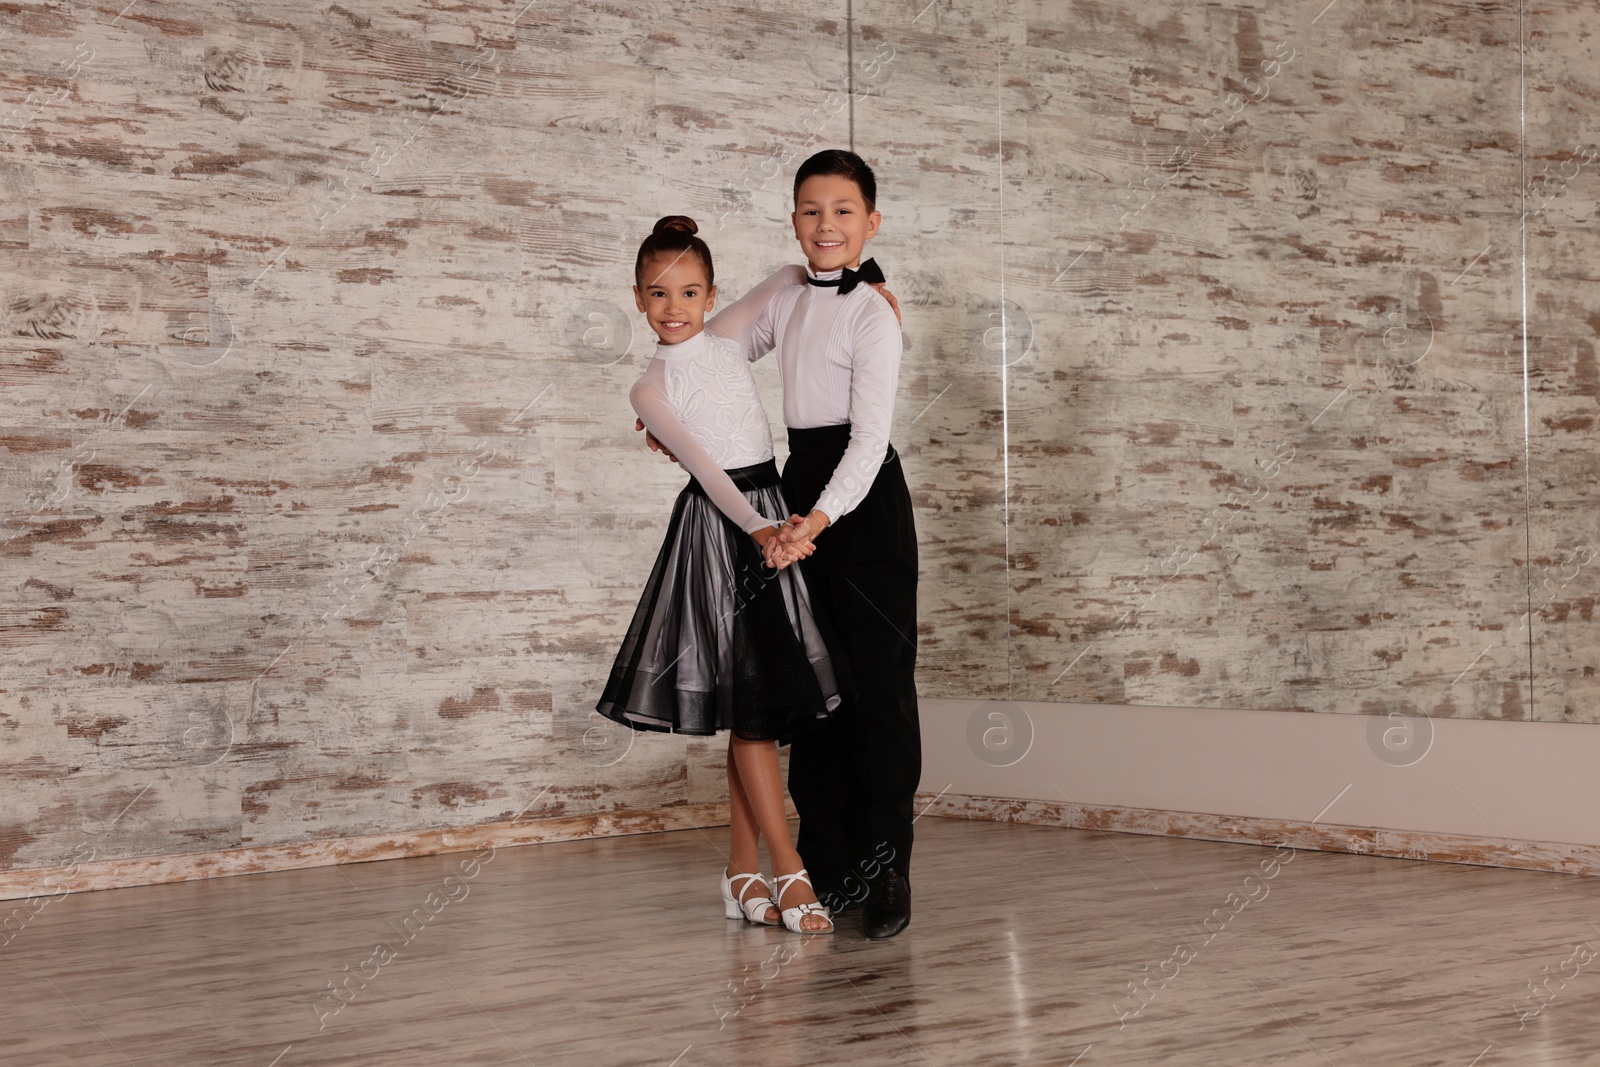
[792,173,881,274]
[634,252,716,344]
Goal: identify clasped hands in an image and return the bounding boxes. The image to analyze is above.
[753,510,829,571]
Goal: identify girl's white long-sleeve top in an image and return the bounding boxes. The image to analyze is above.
[626,265,805,534]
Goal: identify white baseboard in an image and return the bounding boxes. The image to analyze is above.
[918,696,1600,860]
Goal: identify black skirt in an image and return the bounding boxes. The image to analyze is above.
[596,459,851,743]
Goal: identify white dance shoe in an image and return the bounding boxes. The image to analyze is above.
[721,868,780,925]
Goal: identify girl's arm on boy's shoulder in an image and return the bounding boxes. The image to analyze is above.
[704,264,805,359]
[868,282,903,327]
[628,364,776,535]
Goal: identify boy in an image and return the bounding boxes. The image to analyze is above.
[769,149,920,940]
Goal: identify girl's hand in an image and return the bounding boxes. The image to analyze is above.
[755,526,814,569]
[771,538,815,569]
[868,283,902,327]
[777,511,829,553]
[765,543,813,570]
[635,417,677,462]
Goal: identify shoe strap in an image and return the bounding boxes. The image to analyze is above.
[727,870,768,897]
[771,869,813,894]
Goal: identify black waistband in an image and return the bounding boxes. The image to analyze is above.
[786,424,897,464]
[686,457,780,497]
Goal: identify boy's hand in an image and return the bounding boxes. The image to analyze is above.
[754,525,814,569]
[868,283,902,327]
[635,417,677,463]
[777,510,830,552]
[765,539,814,570]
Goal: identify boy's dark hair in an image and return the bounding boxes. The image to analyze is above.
[635,215,714,288]
[794,149,877,212]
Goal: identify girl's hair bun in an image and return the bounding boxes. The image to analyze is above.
[653,215,698,236]
[636,214,713,287]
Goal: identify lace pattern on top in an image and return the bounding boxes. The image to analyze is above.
[663,331,774,469]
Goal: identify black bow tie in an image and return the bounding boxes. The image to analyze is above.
[807,257,885,295]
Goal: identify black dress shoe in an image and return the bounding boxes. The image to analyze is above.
[862,870,911,939]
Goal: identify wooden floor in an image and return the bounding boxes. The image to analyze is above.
[7,815,1600,1066]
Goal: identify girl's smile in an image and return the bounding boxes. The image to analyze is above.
[634,252,716,344]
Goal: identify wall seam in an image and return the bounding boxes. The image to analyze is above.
[1519,0,1536,719]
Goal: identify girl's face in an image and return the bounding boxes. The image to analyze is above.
[633,251,716,344]
[791,173,881,273]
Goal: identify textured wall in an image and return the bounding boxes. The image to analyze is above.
[857,0,1600,726]
[853,0,1597,724]
[3,0,1597,878]
[1003,0,1525,719]
[0,0,859,872]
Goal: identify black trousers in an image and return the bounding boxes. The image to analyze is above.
[781,424,921,899]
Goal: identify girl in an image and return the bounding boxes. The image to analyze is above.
[595,215,846,934]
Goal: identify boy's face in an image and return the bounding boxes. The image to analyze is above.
[791,173,881,273]
[633,251,716,345]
